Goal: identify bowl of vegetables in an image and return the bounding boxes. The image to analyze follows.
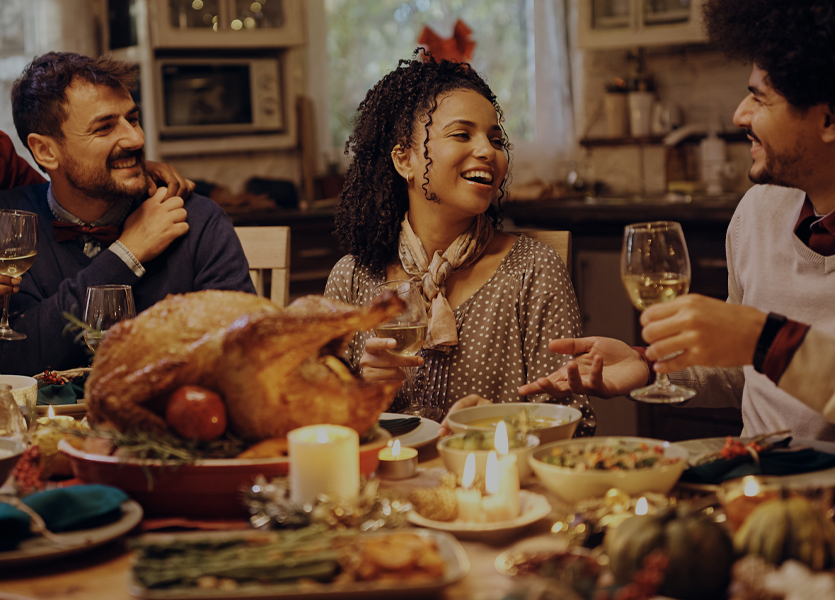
[446,402,582,444]
[529,437,689,504]
[438,431,540,484]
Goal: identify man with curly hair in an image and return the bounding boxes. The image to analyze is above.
[521,0,835,438]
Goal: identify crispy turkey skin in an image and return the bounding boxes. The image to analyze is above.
[85,290,404,441]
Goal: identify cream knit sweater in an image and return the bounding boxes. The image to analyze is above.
[670,185,835,440]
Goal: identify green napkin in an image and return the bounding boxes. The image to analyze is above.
[37,374,88,405]
[0,484,129,551]
[680,441,835,485]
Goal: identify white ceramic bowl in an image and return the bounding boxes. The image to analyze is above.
[0,375,37,423]
[446,402,582,444]
[528,436,690,504]
[438,433,540,485]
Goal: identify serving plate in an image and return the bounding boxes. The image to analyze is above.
[676,436,835,492]
[127,529,469,600]
[407,490,551,541]
[0,500,143,567]
[378,413,441,449]
[36,402,87,417]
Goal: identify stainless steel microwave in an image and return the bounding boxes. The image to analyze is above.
[154,58,284,138]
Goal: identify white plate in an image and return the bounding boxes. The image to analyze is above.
[36,402,87,417]
[407,490,551,541]
[0,499,143,567]
[127,529,469,600]
[379,413,441,449]
[676,437,835,491]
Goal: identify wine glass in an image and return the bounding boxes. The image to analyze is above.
[621,221,696,403]
[0,210,38,341]
[83,285,137,354]
[373,280,436,419]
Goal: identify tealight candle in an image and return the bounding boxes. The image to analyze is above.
[288,424,359,505]
[455,453,484,522]
[377,439,418,479]
[37,405,75,425]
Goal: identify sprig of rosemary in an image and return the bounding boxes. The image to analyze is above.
[61,306,100,351]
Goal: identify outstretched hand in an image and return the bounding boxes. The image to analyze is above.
[517,337,649,399]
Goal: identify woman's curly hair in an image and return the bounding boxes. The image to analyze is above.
[703,0,835,109]
[335,50,510,276]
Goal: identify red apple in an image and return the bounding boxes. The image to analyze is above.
[165,385,227,442]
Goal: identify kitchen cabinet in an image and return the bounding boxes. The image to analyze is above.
[148,0,305,48]
[578,0,707,49]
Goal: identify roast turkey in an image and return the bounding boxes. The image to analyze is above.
[85,290,404,441]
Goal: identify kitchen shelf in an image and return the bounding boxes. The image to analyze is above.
[579,130,749,148]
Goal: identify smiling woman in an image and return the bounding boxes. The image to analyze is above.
[324,54,595,435]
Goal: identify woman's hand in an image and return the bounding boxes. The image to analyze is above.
[641,294,767,373]
[146,161,196,200]
[359,337,423,383]
[0,275,21,296]
[438,394,493,437]
[517,337,649,399]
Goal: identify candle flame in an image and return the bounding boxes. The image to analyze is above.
[462,453,476,489]
[392,439,401,459]
[48,405,55,419]
[485,451,499,494]
[635,497,649,515]
[316,428,329,443]
[744,477,760,497]
[494,420,509,456]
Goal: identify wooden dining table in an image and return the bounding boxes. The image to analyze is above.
[0,445,573,600]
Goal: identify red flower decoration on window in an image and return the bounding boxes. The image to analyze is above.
[418,19,475,63]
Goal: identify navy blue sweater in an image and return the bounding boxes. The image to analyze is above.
[0,183,255,375]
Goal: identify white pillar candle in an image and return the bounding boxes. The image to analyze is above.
[494,421,521,519]
[288,424,359,505]
[482,451,514,522]
[455,453,483,522]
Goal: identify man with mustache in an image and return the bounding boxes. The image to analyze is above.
[517,0,835,439]
[0,52,254,375]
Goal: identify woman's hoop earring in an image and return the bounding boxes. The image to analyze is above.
[406,173,413,183]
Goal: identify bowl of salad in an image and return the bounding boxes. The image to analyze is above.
[528,437,689,504]
[446,402,582,444]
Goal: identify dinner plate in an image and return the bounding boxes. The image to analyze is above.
[0,499,143,567]
[127,529,469,600]
[36,402,87,418]
[407,490,551,541]
[379,413,441,449]
[676,436,835,491]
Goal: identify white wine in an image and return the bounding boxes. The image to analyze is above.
[84,331,106,353]
[622,273,690,311]
[0,252,36,277]
[374,324,427,357]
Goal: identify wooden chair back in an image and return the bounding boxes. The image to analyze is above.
[234,226,291,307]
[518,230,572,277]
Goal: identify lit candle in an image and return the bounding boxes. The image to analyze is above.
[288,424,359,505]
[377,439,418,479]
[494,421,520,519]
[37,405,74,425]
[635,496,649,515]
[482,451,515,522]
[455,453,484,522]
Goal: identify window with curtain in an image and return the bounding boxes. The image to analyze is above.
[311,0,576,174]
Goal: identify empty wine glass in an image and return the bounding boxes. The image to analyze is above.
[83,285,136,354]
[621,221,696,403]
[0,210,38,341]
[373,280,437,419]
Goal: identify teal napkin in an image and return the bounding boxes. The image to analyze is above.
[0,484,128,551]
[37,374,87,406]
[680,440,835,485]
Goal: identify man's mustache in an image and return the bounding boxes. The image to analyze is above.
[107,148,145,168]
[744,128,762,144]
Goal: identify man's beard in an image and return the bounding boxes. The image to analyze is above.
[747,131,812,188]
[64,148,148,203]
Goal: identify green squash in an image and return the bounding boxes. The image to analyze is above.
[605,506,733,600]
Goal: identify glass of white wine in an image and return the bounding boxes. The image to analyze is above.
[373,280,434,418]
[621,221,696,403]
[0,209,38,341]
[83,285,136,354]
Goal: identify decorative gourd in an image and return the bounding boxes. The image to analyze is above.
[605,506,733,600]
[734,495,835,571]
